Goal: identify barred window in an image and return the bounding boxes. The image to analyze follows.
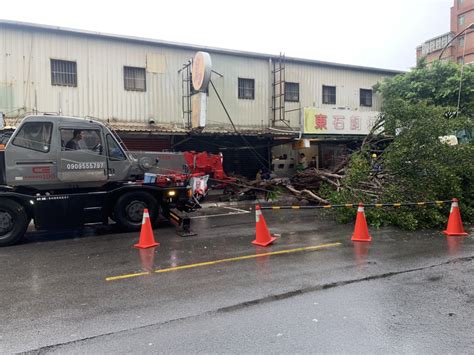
[360,89,373,107]
[285,82,299,102]
[238,78,255,100]
[51,59,77,87]
[322,85,336,105]
[124,66,146,92]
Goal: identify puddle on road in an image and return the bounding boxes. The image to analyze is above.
[445,236,465,256]
[189,206,251,219]
[353,241,371,267]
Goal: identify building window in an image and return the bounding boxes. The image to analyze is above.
[238,78,255,100]
[360,89,373,107]
[459,36,465,48]
[458,0,464,7]
[322,85,336,105]
[284,82,299,102]
[458,56,464,65]
[124,66,146,91]
[458,15,464,26]
[50,59,77,87]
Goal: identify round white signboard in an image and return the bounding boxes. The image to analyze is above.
[192,52,212,91]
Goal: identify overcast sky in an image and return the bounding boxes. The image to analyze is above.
[2,0,452,71]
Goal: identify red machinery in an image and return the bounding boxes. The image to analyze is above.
[183,151,236,188]
[149,151,237,201]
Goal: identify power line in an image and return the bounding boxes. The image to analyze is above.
[209,80,269,171]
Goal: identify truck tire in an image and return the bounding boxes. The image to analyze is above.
[0,199,29,247]
[114,191,159,231]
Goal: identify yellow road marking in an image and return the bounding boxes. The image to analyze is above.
[323,205,332,209]
[105,271,151,281]
[417,202,425,206]
[105,242,342,282]
[291,206,300,209]
[345,204,354,208]
[393,203,401,207]
[272,206,281,210]
[375,204,383,208]
[435,201,444,205]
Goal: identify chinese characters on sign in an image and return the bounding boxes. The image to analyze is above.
[303,108,380,135]
[333,115,345,130]
[315,114,327,130]
[350,116,361,130]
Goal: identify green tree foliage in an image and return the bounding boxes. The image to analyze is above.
[329,61,474,230]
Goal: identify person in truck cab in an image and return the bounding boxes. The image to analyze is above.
[65,130,83,150]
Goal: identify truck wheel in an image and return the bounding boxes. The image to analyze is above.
[0,199,29,247]
[114,191,158,231]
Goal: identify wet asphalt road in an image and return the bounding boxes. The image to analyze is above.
[0,206,473,353]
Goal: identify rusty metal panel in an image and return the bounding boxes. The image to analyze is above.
[0,22,395,134]
[0,24,273,132]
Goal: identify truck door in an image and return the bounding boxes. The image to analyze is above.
[4,121,58,187]
[58,128,107,182]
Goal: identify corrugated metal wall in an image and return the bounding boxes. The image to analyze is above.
[282,63,387,128]
[120,136,171,152]
[0,23,395,133]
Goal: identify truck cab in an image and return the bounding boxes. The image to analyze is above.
[2,115,134,190]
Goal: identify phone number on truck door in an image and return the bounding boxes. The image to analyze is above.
[66,162,105,170]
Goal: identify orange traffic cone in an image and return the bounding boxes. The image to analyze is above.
[252,205,277,247]
[351,203,372,242]
[443,198,468,236]
[134,209,159,248]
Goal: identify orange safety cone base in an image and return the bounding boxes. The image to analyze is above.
[134,240,159,249]
[442,230,468,237]
[252,235,277,247]
[351,235,372,242]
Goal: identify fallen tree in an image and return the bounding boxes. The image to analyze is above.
[326,61,474,230]
[236,61,473,230]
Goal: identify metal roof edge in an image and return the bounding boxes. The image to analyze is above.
[419,31,454,45]
[0,19,404,75]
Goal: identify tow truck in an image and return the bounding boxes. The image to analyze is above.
[0,114,195,246]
